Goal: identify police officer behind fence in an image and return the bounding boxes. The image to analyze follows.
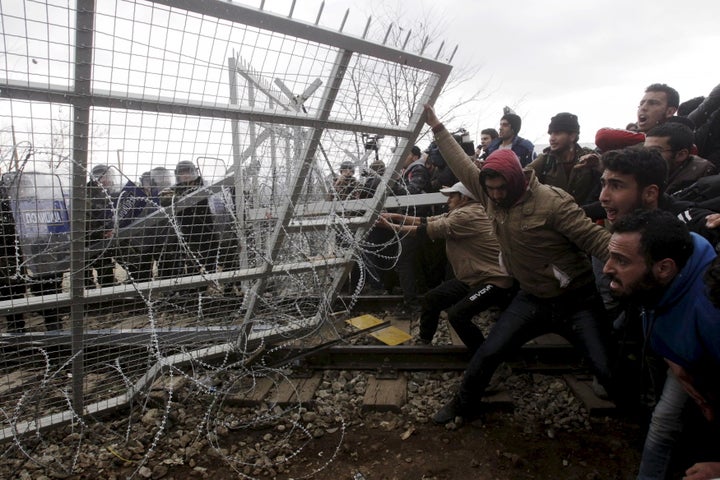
[158,161,216,278]
[0,168,26,332]
[86,164,120,288]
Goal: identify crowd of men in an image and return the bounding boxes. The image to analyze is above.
[330,82,720,480]
[3,80,720,478]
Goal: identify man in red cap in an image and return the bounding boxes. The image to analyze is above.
[423,104,620,425]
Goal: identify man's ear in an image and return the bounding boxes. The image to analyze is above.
[652,258,679,285]
[666,107,678,119]
[641,184,660,207]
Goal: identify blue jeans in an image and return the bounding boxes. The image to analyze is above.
[456,286,614,410]
[637,370,689,480]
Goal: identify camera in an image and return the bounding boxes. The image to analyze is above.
[362,133,383,151]
[426,142,446,168]
[452,128,475,156]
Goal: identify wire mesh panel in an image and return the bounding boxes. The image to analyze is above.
[0,0,451,474]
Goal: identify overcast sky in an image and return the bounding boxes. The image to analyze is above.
[253,0,720,149]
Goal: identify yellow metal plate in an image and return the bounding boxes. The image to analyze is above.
[346,314,384,329]
[370,326,412,346]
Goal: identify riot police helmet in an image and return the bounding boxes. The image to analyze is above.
[90,164,120,193]
[139,171,152,187]
[150,167,174,189]
[175,160,200,183]
[339,160,355,172]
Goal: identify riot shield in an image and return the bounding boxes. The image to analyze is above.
[2,171,71,278]
[196,157,238,272]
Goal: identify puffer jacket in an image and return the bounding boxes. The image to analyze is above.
[425,201,513,289]
[433,126,611,298]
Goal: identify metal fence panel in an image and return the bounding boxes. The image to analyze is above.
[0,0,451,464]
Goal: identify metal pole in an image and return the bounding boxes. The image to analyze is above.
[70,0,96,415]
[227,56,248,276]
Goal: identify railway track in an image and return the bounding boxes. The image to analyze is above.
[0,293,617,429]
[229,298,616,417]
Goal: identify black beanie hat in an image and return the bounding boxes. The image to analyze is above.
[548,112,579,134]
[501,113,522,134]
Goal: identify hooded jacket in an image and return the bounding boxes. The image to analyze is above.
[645,233,720,395]
[433,125,611,298]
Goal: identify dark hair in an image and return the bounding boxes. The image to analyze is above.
[411,146,422,157]
[705,256,720,308]
[645,83,680,109]
[664,115,696,131]
[611,209,693,271]
[601,147,668,194]
[678,96,704,116]
[481,128,499,139]
[646,122,694,152]
[501,113,522,134]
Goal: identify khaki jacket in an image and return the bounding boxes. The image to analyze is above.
[426,201,513,289]
[433,126,611,298]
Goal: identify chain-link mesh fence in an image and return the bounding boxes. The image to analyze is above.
[0,0,451,475]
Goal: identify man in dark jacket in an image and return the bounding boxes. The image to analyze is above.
[0,175,25,332]
[86,164,119,288]
[484,112,536,167]
[394,146,432,311]
[599,148,719,246]
[527,112,600,205]
[644,122,716,195]
[158,161,216,278]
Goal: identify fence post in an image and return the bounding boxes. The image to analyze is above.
[69,0,96,414]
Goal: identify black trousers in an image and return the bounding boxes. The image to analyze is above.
[419,278,515,351]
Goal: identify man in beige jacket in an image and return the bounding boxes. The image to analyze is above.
[379,182,514,351]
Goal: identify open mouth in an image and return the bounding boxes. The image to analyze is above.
[603,207,617,221]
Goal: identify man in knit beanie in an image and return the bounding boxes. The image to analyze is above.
[483,111,536,167]
[527,112,600,206]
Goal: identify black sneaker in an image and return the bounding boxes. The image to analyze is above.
[432,396,481,425]
[433,396,463,424]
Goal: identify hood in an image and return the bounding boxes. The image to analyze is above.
[656,233,716,312]
[481,149,528,206]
